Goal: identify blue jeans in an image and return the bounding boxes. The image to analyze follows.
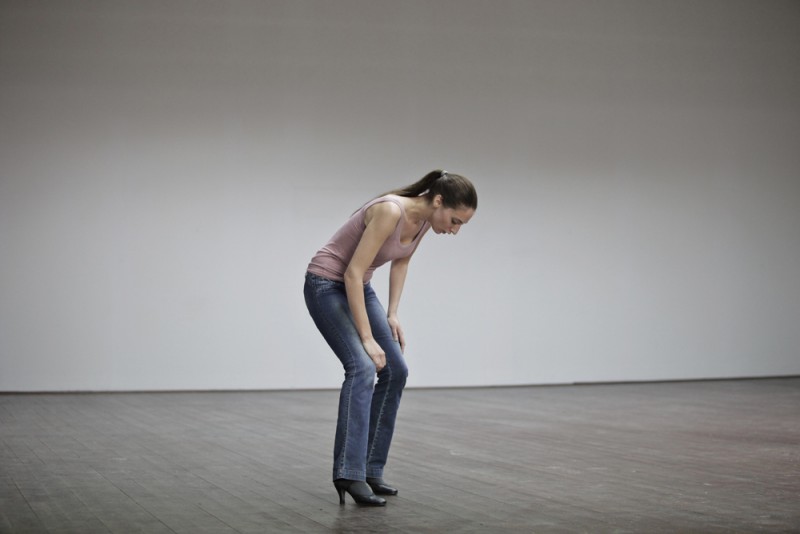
[304,272,408,481]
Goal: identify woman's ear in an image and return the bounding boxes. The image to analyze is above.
[432,194,443,208]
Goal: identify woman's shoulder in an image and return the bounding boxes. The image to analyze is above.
[364,196,403,226]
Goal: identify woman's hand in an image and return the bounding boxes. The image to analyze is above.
[387,315,406,354]
[362,338,386,371]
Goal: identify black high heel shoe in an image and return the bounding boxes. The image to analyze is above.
[366,477,398,496]
[333,479,386,506]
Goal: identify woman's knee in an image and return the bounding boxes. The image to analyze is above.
[395,360,409,382]
[346,357,378,386]
[380,357,408,385]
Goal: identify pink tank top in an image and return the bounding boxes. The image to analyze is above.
[307,196,429,283]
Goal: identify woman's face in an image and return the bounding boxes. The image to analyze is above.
[431,202,475,235]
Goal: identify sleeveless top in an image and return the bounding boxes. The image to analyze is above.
[307,195,430,283]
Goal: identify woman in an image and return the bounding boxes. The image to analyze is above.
[304,170,477,506]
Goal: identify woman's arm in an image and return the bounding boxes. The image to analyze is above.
[388,225,429,353]
[387,256,410,353]
[343,201,402,371]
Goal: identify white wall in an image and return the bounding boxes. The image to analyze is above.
[1,0,798,391]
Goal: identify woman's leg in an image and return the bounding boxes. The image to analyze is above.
[362,284,409,479]
[304,273,376,481]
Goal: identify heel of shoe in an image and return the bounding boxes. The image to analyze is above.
[334,482,346,505]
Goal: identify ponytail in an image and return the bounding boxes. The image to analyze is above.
[382,169,478,210]
[385,170,443,198]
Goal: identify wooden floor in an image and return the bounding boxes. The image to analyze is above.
[1,378,798,533]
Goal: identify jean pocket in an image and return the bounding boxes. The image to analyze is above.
[307,272,343,293]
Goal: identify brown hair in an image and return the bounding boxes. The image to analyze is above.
[383,170,477,210]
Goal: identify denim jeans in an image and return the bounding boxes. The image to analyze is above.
[304,272,408,481]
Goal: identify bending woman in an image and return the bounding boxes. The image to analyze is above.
[304,170,478,506]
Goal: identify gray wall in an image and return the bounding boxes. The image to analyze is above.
[1,0,799,391]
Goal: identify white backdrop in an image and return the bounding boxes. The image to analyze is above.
[1,0,799,391]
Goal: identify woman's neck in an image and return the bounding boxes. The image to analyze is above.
[399,196,432,226]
